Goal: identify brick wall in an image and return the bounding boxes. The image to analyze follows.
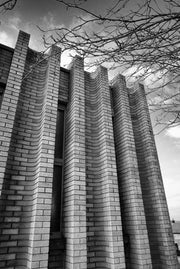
[29,45,61,269]
[64,56,87,269]
[0,30,178,269]
[0,30,30,197]
[0,32,60,269]
[129,84,178,269]
[0,47,49,268]
[85,68,125,269]
[111,75,152,269]
[0,44,14,85]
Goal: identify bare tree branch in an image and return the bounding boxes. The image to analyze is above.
[0,0,17,12]
[42,0,180,132]
[1,0,180,132]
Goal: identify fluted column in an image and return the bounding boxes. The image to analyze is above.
[111,75,152,269]
[94,67,125,269]
[64,56,87,269]
[29,45,61,269]
[0,31,30,195]
[129,84,178,269]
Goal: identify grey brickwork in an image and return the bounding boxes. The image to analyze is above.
[64,56,87,269]
[129,84,178,269]
[111,75,152,269]
[0,44,13,85]
[85,68,125,269]
[0,30,178,269]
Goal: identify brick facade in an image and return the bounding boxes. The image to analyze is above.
[0,30,178,268]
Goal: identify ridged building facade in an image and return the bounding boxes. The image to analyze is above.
[0,30,178,269]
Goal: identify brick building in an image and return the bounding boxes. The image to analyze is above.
[0,30,178,269]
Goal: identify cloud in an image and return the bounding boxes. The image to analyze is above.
[61,50,76,68]
[166,126,180,139]
[0,31,15,47]
[163,176,180,220]
[8,16,22,31]
[40,12,63,30]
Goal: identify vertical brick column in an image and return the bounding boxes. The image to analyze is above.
[85,68,125,269]
[29,45,61,269]
[0,30,29,195]
[129,84,178,269]
[95,67,125,269]
[111,75,152,269]
[64,56,87,269]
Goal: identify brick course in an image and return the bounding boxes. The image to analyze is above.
[0,30,178,269]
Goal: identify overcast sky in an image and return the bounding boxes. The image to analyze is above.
[0,0,180,220]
